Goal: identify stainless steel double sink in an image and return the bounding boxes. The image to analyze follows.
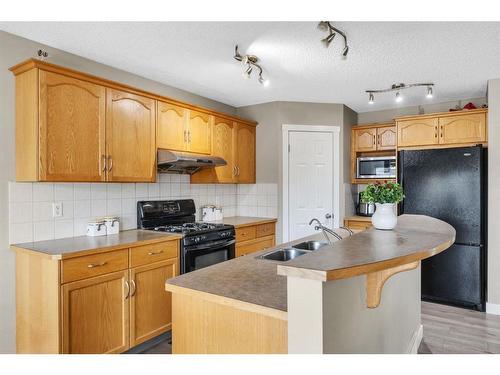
[258,240,328,262]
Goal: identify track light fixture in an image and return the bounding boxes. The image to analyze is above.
[234,45,269,87]
[317,21,349,57]
[365,83,435,104]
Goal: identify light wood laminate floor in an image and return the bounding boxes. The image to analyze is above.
[419,301,500,354]
[140,301,500,354]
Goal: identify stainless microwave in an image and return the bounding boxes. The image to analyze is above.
[356,156,396,179]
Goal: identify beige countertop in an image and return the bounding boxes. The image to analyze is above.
[11,230,182,260]
[220,216,277,228]
[166,215,455,313]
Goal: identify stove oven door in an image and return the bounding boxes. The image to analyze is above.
[182,239,236,274]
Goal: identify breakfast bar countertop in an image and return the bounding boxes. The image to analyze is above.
[166,215,455,313]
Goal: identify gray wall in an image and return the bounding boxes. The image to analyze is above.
[287,266,421,353]
[357,97,487,124]
[0,30,237,353]
[487,79,500,307]
[236,102,357,242]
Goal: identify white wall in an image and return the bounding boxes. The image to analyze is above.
[487,79,500,310]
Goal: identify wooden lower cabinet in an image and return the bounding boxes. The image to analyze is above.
[235,221,277,257]
[62,270,130,354]
[129,258,178,347]
[14,238,179,354]
[343,217,372,231]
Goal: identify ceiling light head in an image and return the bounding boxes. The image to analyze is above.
[259,76,270,87]
[317,21,329,31]
[321,33,336,47]
[368,93,375,104]
[426,86,433,98]
[395,91,403,103]
[342,45,349,57]
[242,64,252,79]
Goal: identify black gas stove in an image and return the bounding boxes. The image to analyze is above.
[137,199,235,274]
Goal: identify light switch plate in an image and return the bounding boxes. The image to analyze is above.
[52,202,63,217]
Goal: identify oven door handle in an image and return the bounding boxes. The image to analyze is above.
[185,239,236,252]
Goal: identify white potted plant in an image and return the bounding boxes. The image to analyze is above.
[361,181,405,230]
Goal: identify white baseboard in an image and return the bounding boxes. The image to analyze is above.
[486,303,500,315]
[407,324,423,354]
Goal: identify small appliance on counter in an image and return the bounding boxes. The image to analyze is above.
[356,155,396,179]
[357,192,375,216]
[104,216,120,234]
[201,205,223,222]
[86,219,107,237]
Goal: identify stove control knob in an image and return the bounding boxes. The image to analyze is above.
[194,237,200,243]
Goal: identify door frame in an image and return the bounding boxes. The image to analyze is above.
[282,124,341,242]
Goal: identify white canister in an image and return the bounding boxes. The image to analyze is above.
[87,219,107,237]
[214,206,223,221]
[104,216,120,235]
[202,205,217,222]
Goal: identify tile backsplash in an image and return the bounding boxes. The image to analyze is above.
[8,174,278,244]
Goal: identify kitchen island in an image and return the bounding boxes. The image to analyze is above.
[165,215,455,354]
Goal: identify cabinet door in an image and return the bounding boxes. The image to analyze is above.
[61,270,129,354]
[187,110,212,154]
[212,117,236,182]
[376,126,396,150]
[353,128,377,152]
[234,123,256,183]
[129,258,178,347]
[157,101,187,151]
[106,89,156,182]
[439,113,486,145]
[39,71,106,181]
[397,118,439,147]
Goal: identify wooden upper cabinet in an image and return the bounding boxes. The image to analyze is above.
[376,126,396,150]
[61,270,130,354]
[397,117,439,147]
[129,258,178,347]
[212,118,236,182]
[187,110,212,154]
[234,122,256,183]
[157,102,187,151]
[353,128,377,152]
[106,89,156,182]
[38,71,106,181]
[439,112,486,145]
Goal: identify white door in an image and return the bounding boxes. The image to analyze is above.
[288,131,334,240]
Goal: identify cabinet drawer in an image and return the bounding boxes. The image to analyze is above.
[236,226,256,242]
[345,220,372,231]
[130,240,179,267]
[61,249,129,284]
[256,223,275,238]
[236,235,275,257]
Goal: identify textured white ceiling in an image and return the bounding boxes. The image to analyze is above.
[1,22,498,112]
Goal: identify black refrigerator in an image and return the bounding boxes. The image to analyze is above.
[399,146,487,311]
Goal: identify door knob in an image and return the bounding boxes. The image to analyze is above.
[325,213,332,219]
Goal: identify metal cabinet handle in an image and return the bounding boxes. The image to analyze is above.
[236,166,240,176]
[233,166,237,177]
[107,156,113,171]
[130,280,137,297]
[87,261,107,268]
[124,281,130,299]
[373,134,376,145]
[148,250,164,256]
[184,130,187,142]
[101,154,107,172]
[188,130,191,143]
[440,125,443,138]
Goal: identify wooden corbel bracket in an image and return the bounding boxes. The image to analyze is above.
[365,261,420,308]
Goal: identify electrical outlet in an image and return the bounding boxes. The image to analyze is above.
[52,202,63,218]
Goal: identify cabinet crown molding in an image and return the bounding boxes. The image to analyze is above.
[10,58,257,127]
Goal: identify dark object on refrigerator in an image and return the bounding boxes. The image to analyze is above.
[399,146,487,311]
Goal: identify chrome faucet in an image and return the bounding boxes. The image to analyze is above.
[308,218,343,244]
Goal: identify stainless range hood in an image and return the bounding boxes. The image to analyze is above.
[157,150,227,174]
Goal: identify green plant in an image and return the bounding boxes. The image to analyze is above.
[361,181,405,204]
